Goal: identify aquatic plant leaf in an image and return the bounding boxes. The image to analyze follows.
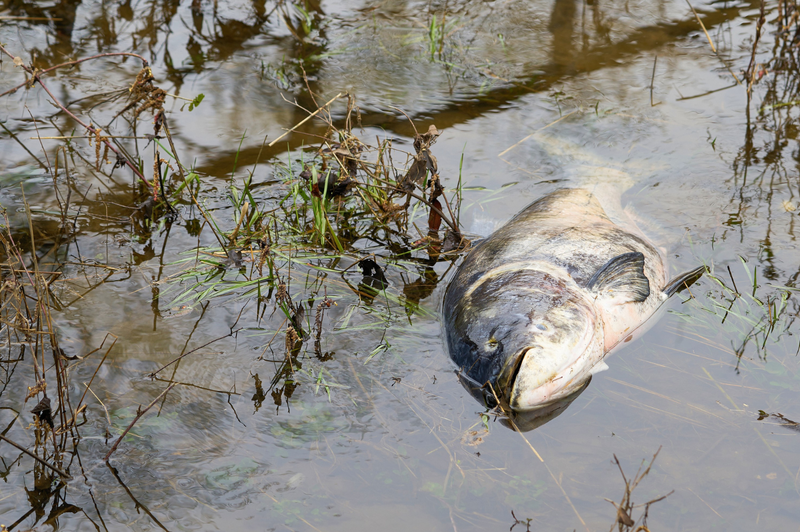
[188,93,204,111]
[413,124,441,153]
[291,303,306,338]
[588,252,650,303]
[616,506,635,527]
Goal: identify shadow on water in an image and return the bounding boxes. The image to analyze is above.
[1,0,800,530]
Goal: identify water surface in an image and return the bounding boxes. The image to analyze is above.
[1,0,799,530]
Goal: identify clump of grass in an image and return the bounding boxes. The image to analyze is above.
[152,95,469,409]
[673,258,800,367]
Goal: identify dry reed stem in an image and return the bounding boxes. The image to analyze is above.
[685,0,716,52]
[103,384,176,462]
[0,433,71,479]
[268,92,344,147]
[74,333,117,411]
[147,329,242,377]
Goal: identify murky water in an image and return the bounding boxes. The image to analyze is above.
[2,0,800,530]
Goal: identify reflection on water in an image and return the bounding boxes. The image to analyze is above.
[502,378,591,432]
[1,0,800,530]
[456,370,591,433]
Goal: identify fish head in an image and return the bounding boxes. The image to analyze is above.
[446,266,604,411]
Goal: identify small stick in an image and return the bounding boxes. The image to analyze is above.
[676,83,738,101]
[388,105,419,136]
[104,384,176,462]
[84,384,113,427]
[268,92,344,147]
[718,56,742,86]
[0,433,72,479]
[685,0,716,52]
[165,92,193,102]
[75,334,117,411]
[147,329,241,377]
[650,55,661,107]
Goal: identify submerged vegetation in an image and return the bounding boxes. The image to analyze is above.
[1,0,800,529]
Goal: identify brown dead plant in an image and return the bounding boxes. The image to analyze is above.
[606,447,673,532]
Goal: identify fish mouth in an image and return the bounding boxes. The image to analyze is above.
[496,347,529,406]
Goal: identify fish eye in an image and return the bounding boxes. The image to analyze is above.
[484,337,499,351]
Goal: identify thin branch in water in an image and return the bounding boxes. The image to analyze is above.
[147,329,242,377]
[650,55,661,107]
[685,0,716,52]
[104,384,176,462]
[268,92,345,147]
[74,333,117,412]
[0,432,71,479]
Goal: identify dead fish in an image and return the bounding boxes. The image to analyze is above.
[443,188,702,412]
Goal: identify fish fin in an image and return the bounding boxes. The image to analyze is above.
[664,265,706,297]
[590,360,609,375]
[587,252,650,303]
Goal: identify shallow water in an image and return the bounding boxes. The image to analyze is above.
[1,0,800,530]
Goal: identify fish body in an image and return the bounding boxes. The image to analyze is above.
[444,188,700,411]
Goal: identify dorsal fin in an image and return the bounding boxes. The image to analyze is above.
[588,252,650,303]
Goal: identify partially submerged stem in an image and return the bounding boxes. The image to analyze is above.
[0,433,71,480]
[104,384,176,462]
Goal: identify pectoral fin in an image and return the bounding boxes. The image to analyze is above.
[588,252,650,303]
[664,265,705,296]
[590,360,610,375]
